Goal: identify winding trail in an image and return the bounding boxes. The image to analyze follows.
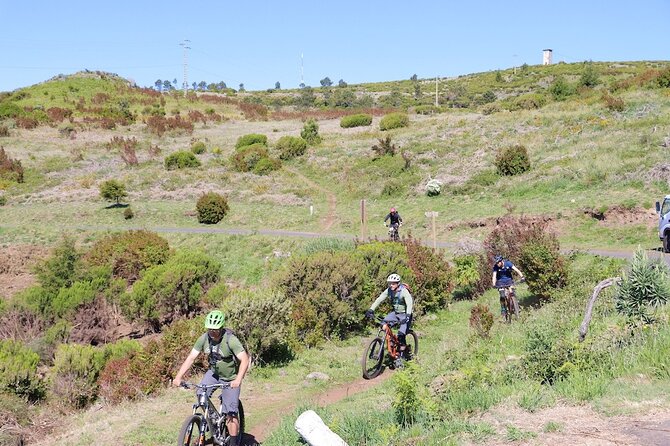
[284,167,338,232]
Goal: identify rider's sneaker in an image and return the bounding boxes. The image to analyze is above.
[394,357,405,369]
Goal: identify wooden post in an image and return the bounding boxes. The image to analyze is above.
[360,199,367,239]
[424,211,439,250]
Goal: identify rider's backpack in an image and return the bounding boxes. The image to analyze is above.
[206,328,246,368]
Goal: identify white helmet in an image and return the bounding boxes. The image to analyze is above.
[387,273,401,283]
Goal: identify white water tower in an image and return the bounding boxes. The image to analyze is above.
[543,49,553,65]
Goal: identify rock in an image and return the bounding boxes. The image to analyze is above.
[306,372,330,381]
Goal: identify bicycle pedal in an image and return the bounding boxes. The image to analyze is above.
[394,358,405,369]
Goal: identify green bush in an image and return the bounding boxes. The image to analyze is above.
[84,230,171,283]
[222,289,295,364]
[0,125,9,137]
[99,179,128,205]
[616,249,670,324]
[519,239,568,300]
[549,76,574,101]
[252,156,282,175]
[120,250,221,330]
[414,105,441,115]
[380,112,409,131]
[235,133,267,149]
[230,143,270,172]
[190,141,206,154]
[50,343,106,408]
[196,192,229,224]
[0,339,45,401]
[52,280,97,318]
[164,150,201,170]
[35,237,82,298]
[276,251,368,347]
[355,241,412,298]
[123,206,134,219]
[381,178,405,196]
[340,113,372,128]
[494,144,530,176]
[509,93,547,110]
[403,237,453,313]
[469,304,494,338]
[300,119,322,144]
[453,254,482,299]
[0,195,6,206]
[0,102,22,119]
[275,135,307,160]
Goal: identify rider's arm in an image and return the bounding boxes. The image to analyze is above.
[398,214,403,224]
[173,348,200,386]
[512,265,524,279]
[404,289,413,316]
[491,269,497,287]
[383,213,390,224]
[370,290,388,311]
[231,351,250,388]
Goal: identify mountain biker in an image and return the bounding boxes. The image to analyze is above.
[173,310,250,446]
[384,207,403,230]
[491,255,524,318]
[365,273,414,359]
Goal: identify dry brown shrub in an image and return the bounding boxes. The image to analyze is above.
[68,296,118,345]
[0,309,44,341]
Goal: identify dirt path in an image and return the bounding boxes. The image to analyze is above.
[284,167,338,232]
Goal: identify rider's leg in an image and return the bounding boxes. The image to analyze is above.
[498,288,507,317]
[221,385,242,445]
[398,313,409,356]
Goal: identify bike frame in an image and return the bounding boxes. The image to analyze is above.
[377,321,401,359]
[183,382,230,445]
[497,285,518,321]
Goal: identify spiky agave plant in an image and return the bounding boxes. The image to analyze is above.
[616,248,670,324]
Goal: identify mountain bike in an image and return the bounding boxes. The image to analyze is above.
[387,222,401,242]
[496,278,524,323]
[178,382,245,446]
[362,315,418,379]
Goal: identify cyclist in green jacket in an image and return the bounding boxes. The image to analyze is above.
[365,273,414,358]
[173,310,250,446]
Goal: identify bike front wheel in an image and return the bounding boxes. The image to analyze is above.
[178,414,206,446]
[362,337,385,379]
[405,331,419,360]
[509,293,520,320]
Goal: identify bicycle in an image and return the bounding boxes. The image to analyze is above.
[178,382,245,446]
[496,278,524,323]
[362,315,418,379]
[386,222,401,242]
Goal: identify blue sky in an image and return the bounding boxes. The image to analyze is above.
[0,0,668,92]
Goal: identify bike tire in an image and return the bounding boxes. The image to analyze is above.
[510,294,520,320]
[217,401,244,446]
[178,414,206,446]
[362,337,384,379]
[405,331,419,360]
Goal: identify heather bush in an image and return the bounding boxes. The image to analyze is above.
[453,254,482,299]
[99,179,128,205]
[0,339,45,401]
[380,178,405,197]
[372,135,399,157]
[276,251,367,347]
[494,144,530,176]
[34,237,82,297]
[380,112,409,131]
[235,133,267,149]
[508,93,547,110]
[549,76,574,101]
[275,135,307,160]
[222,289,295,364]
[252,156,282,175]
[50,343,106,409]
[196,192,229,224]
[120,250,221,330]
[191,141,206,154]
[230,143,270,172]
[355,241,413,298]
[84,230,171,283]
[51,280,97,319]
[0,102,22,119]
[403,237,453,313]
[165,150,201,170]
[469,304,494,338]
[300,119,322,144]
[0,147,24,183]
[602,92,625,112]
[340,113,372,128]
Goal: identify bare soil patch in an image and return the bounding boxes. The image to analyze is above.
[0,244,49,298]
[583,206,657,228]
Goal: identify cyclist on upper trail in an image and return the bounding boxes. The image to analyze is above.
[384,207,403,228]
[173,310,250,446]
[492,255,525,317]
[365,273,414,358]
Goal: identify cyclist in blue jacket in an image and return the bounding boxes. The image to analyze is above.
[492,255,524,317]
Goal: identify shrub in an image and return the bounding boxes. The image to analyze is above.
[340,113,372,128]
[164,150,201,170]
[120,250,221,330]
[549,76,574,101]
[123,206,134,219]
[196,192,229,224]
[616,249,670,324]
[602,92,624,112]
[0,339,45,401]
[372,135,399,157]
[0,147,24,183]
[523,321,574,384]
[414,105,441,115]
[51,280,98,319]
[0,102,22,119]
[252,156,282,175]
[276,251,367,347]
[380,112,409,131]
[392,362,423,426]
[222,289,295,364]
[453,254,482,298]
[300,119,322,144]
[84,230,171,283]
[99,179,128,205]
[34,236,82,298]
[494,144,530,176]
[275,135,307,160]
[50,343,106,409]
[230,143,269,172]
[481,103,501,115]
[355,241,412,296]
[235,133,267,149]
[0,125,9,137]
[469,304,494,338]
[510,93,547,110]
[579,62,599,88]
[0,195,6,206]
[403,237,453,314]
[190,141,206,154]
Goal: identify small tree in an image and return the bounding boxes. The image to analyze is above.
[301,119,322,144]
[579,61,599,88]
[338,79,347,87]
[275,81,281,90]
[494,144,530,176]
[196,192,229,224]
[99,179,128,205]
[320,77,333,87]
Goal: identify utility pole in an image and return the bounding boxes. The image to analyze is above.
[180,39,191,97]
[300,52,304,87]
[435,76,439,107]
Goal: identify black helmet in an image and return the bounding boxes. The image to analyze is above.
[494,255,504,263]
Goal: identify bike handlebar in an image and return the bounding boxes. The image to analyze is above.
[180,382,231,391]
[494,277,525,289]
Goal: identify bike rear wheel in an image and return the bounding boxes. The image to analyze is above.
[362,337,384,379]
[178,414,206,446]
[217,401,244,446]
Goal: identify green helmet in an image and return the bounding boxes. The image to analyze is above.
[205,310,225,329]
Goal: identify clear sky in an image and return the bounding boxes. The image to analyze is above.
[1,0,668,92]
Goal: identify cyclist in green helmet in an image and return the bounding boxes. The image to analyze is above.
[173,310,250,446]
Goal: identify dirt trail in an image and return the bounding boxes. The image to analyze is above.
[284,167,338,232]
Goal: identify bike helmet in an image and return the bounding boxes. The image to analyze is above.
[494,255,504,263]
[204,310,225,329]
[390,207,396,212]
[387,273,401,283]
